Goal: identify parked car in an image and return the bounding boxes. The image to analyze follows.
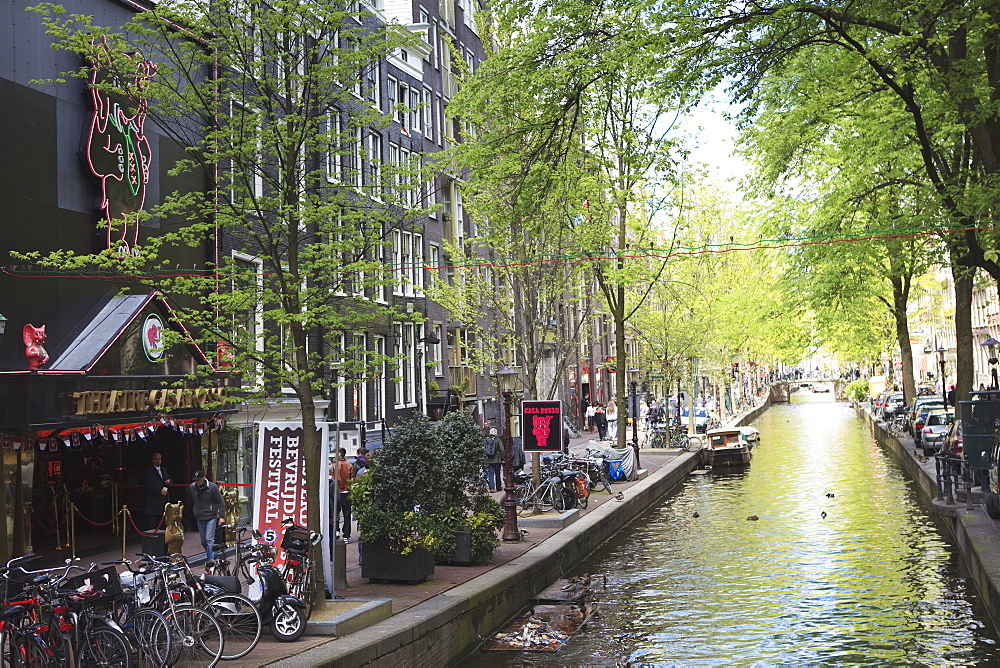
[913,402,946,436]
[942,419,963,457]
[881,393,906,420]
[907,395,944,433]
[873,391,890,413]
[919,410,955,455]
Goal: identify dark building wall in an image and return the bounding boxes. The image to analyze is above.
[0,0,209,372]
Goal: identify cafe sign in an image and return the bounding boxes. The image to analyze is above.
[71,387,228,415]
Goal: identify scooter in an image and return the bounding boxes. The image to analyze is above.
[203,534,308,642]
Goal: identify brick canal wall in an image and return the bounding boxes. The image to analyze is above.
[275,401,772,668]
[864,408,1000,633]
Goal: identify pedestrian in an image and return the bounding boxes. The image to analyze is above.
[142,452,172,531]
[586,402,596,432]
[606,402,618,438]
[187,471,225,562]
[947,383,956,406]
[594,403,608,440]
[354,447,368,477]
[484,428,503,492]
[331,448,355,543]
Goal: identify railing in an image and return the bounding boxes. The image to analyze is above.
[935,452,977,509]
[448,366,476,396]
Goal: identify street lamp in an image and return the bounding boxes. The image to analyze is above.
[982,336,999,390]
[937,346,948,410]
[496,365,521,542]
[627,367,641,469]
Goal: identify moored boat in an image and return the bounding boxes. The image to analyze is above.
[706,428,752,467]
[738,426,760,449]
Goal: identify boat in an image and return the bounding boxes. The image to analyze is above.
[738,426,760,448]
[705,428,752,467]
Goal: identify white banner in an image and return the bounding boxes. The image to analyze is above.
[252,422,331,595]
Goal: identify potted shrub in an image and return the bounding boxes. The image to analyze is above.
[430,412,503,566]
[352,417,441,583]
[352,411,504,578]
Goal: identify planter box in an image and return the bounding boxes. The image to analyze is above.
[360,541,434,584]
[437,530,471,566]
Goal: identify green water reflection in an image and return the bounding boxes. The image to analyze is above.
[469,393,999,666]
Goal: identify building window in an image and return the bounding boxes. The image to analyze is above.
[373,335,386,420]
[325,110,341,182]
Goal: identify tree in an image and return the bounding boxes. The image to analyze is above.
[29,0,423,607]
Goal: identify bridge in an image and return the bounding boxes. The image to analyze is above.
[770,379,847,403]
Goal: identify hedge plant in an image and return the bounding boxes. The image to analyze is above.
[352,410,503,563]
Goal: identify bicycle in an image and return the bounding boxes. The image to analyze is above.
[277,518,321,619]
[517,471,575,515]
[112,554,226,667]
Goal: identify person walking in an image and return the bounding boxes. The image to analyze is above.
[594,403,608,440]
[187,471,225,562]
[332,448,355,542]
[142,452,172,531]
[484,428,503,492]
[606,402,618,439]
[585,402,596,432]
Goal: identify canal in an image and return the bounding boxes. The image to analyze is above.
[469,391,999,665]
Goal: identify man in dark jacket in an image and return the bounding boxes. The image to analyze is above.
[142,452,172,530]
[188,471,225,562]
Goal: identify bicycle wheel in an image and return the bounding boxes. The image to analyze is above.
[126,609,171,668]
[77,625,133,668]
[597,469,613,494]
[207,593,261,661]
[11,635,51,667]
[516,485,536,517]
[538,483,556,512]
[163,606,224,667]
[302,563,316,620]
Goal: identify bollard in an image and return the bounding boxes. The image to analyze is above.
[122,505,128,560]
[70,502,77,560]
[334,540,349,592]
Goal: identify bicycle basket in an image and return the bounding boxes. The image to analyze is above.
[64,566,123,607]
[280,526,312,552]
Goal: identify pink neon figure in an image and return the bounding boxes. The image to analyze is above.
[23,324,49,370]
[85,37,156,256]
[531,415,553,447]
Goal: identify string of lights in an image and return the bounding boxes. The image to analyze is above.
[1,222,993,279]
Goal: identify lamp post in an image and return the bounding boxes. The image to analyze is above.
[627,367,640,469]
[496,365,521,542]
[983,337,999,390]
[937,346,948,410]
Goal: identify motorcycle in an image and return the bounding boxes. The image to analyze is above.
[203,536,308,642]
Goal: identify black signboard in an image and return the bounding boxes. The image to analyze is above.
[522,400,562,452]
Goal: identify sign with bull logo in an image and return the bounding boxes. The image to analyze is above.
[521,400,563,452]
[142,314,165,362]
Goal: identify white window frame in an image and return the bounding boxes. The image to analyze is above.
[325,111,341,183]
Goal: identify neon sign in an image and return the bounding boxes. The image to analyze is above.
[85,38,156,257]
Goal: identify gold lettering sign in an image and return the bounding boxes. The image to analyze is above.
[72,388,229,415]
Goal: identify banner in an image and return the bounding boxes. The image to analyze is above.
[252,423,330,581]
[522,400,562,452]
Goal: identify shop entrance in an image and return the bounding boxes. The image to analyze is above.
[30,427,207,559]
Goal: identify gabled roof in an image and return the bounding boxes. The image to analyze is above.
[47,294,211,373]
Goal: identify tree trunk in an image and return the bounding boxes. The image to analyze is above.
[293,323,325,612]
[891,281,916,405]
[953,258,975,419]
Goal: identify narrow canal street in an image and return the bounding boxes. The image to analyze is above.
[471,391,1000,665]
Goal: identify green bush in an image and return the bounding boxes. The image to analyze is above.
[846,379,870,404]
[351,410,502,563]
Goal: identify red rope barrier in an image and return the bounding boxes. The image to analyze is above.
[31,510,56,536]
[126,509,164,536]
[73,507,120,527]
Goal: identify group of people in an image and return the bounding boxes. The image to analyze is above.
[329,447,368,547]
[583,402,617,440]
[142,452,228,563]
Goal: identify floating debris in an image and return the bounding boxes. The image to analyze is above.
[826,492,835,498]
[692,512,700,518]
[747,515,759,521]
[821,511,827,518]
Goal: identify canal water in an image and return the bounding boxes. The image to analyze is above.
[469,391,999,666]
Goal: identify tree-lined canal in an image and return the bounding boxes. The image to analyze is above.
[470,392,998,665]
